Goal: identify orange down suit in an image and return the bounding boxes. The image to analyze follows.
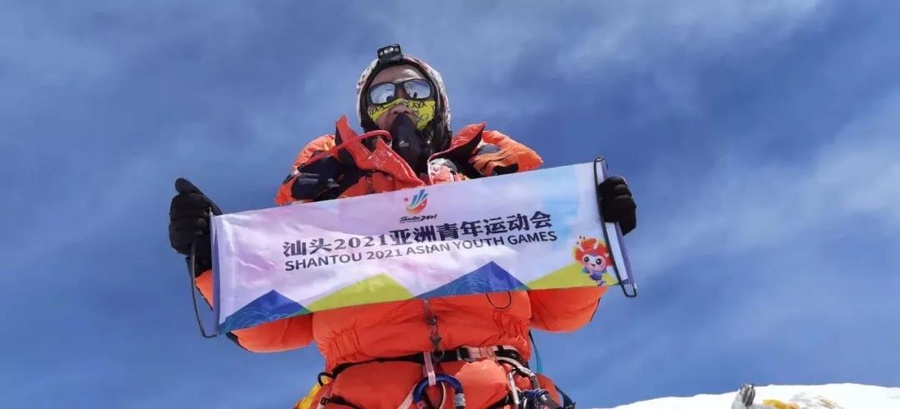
[193,116,608,408]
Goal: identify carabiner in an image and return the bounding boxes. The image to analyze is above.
[412,374,466,409]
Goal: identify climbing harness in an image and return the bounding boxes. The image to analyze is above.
[313,298,531,409]
[495,355,566,409]
[403,352,568,409]
[316,346,528,386]
[313,344,566,408]
[409,316,460,409]
[310,297,576,408]
[412,373,465,409]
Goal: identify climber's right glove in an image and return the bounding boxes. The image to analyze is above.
[598,175,637,235]
[168,178,223,275]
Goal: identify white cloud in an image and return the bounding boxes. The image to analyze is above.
[341,0,828,121]
[0,0,866,290]
[556,0,826,71]
[60,0,836,178]
[3,0,851,295]
[630,90,900,278]
[0,1,262,110]
[1,152,175,276]
[548,89,900,406]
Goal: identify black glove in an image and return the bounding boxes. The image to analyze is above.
[598,175,637,235]
[168,178,223,275]
[290,154,344,201]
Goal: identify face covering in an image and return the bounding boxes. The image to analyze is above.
[388,113,432,174]
[367,98,436,130]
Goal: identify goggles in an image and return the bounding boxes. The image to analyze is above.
[368,78,433,105]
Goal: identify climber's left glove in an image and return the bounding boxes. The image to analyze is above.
[169,178,223,275]
[598,175,637,235]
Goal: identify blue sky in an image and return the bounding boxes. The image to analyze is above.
[3,1,899,408]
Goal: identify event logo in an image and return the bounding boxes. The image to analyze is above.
[400,189,437,224]
[404,189,428,214]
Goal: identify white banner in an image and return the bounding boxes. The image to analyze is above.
[210,159,635,333]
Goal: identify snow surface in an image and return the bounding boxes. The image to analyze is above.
[595,383,900,409]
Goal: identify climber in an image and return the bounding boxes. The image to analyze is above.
[168,44,638,408]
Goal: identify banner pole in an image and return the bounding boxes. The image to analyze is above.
[188,240,218,338]
[593,157,638,298]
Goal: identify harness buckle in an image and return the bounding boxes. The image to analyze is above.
[457,346,499,362]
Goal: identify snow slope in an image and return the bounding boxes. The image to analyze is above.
[596,383,900,409]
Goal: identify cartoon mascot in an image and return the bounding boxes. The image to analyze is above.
[573,236,617,286]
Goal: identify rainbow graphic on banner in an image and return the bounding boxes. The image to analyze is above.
[404,189,428,214]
